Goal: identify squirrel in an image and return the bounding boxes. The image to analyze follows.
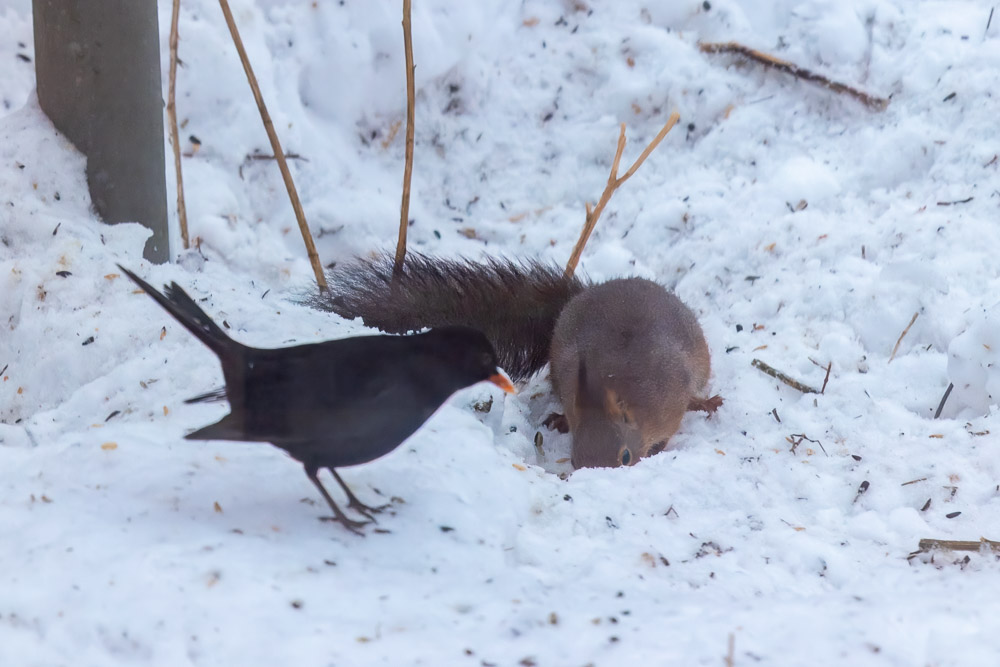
[549,277,721,468]
[307,252,721,467]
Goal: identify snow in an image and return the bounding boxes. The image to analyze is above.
[3,0,1000,664]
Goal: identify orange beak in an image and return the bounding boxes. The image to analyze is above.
[488,368,516,394]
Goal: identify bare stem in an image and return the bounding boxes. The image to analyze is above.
[564,112,680,279]
[167,0,189,250]
[395,0,416,278]
[218,0,327,291]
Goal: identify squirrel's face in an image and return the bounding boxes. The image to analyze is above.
[570,413,643,469]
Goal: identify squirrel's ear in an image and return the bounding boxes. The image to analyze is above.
[604,389,633,423]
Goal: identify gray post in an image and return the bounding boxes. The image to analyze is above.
[33,0,170,263]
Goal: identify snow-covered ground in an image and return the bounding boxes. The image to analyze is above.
[3,0,1000,664]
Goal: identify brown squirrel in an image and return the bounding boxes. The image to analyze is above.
[549,277,720,468]
[307,253,721,467]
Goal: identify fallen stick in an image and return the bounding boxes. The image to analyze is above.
[751,358,819,394]
[917,538,1000,553]
[699,41,889,111]
[167,0,189,249]
[564,112,680,279]
[218,0,327,291]
[395,0,416,278]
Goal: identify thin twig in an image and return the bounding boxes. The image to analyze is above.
[936,197,974,206]
[395,0,416,279]
[724,633,735,667]
[564,112,680,278]
[218,0,327,291]
[918,538,1000,553]
[751,358,819,394]
[888,312,919,363]
[246,152,307,161]
[809,357,833,394]
[699,41,889,111]
[934,383,954,419]
[167,0,189,250]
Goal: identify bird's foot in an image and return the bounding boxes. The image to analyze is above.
[543,412,570,433]
[347,498,391,521]
[319,513,372,536]
[329,469,391,523]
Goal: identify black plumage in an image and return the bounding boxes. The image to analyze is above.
[119,265,514,534]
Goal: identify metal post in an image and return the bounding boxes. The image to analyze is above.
[33,0,170,263]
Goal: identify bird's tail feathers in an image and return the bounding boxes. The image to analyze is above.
[118,264,240,361]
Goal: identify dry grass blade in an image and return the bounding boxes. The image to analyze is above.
[888,311,919,363]
[167,0,189,249]
[395,0,416,279]
[699,41,889,111]
[217,0,327,290]
[564,111,680,278]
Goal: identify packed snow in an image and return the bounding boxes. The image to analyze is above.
[3,0,1000,664]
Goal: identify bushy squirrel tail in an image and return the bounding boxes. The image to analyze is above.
[304,252,586,381]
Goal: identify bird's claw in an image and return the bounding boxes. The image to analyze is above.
[319,514,372,535]
[348,499,391,520]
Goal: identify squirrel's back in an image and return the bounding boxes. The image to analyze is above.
[306,252,585,381]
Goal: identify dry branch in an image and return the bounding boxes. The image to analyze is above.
[218,0,327,290]
[751,358,819,394]
[699,41,889,111]
[564,112,681,279]
[917,538,1000,553]
[167,0,189,250]
[395,0,416,278]
[888,311,919,363]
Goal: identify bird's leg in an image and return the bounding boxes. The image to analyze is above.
[305,466,370,535]
[330,469,390,519]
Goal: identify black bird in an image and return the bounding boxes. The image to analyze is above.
[118,265,515,534]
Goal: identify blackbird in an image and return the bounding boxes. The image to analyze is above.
[118,265,515,534]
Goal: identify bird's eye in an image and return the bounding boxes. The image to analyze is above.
[620,448,632,466]
[480,352,493,367]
